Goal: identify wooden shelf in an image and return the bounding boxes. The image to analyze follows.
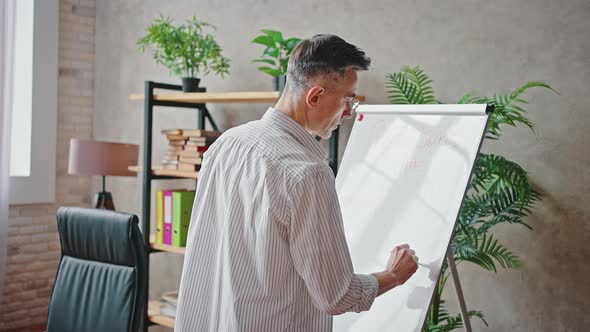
[148,300,175,328]
[150,242,186,254]
[130,91,280,103]
[129,90,365,104]
[128,165,198,179]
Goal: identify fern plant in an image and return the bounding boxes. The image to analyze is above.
[385,66,557,331]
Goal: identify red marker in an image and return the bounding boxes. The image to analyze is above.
[358,114,364,121]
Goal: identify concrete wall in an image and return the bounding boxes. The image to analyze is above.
[1,0,96,330]
[92,0,588,331]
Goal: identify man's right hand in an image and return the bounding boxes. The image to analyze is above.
[371,244,419,296]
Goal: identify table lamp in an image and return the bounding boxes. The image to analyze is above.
[68,138,139,210]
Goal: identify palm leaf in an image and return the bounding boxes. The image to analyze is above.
[457,92,487,104]
[457,195,490,227]
[401,66,437,104]
[458,233,521,272]
[474,81,557,139]
[386,66,437,104]
[464,154,541,232]
[510,81,559,98]
[425,311,487,332]
[453,228,479,258]
[386,72,417,104]
[470,154,539,209]
[436,300,451,322]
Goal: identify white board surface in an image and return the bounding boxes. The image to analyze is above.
[334,104,489,332]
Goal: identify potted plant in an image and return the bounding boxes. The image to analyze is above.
[137,16,230,92]
[386,66,558,331]
[251,29,301,91]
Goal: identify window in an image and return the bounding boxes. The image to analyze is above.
[9,0,58,204]
[9,0,33,177]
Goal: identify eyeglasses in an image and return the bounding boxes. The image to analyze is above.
[344,96,361,112]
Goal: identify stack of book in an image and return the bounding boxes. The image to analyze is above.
[159,290,178,318]
[161,129,222,171]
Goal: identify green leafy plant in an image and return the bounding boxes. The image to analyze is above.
[251,29,301,77]
[137,16,230,79]
[386,66,558,331]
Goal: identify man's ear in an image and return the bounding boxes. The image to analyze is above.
[306,86,325,108]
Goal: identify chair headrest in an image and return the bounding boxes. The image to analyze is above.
[57,207,141,266]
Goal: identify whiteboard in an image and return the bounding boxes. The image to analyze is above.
[334,104,489,332]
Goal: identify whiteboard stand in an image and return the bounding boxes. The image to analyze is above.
[335,103,495,332]
[444,103,495,332]
[447,252,472,332]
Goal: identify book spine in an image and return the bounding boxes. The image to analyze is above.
[155,191,164,244]
[172,191,196,247]
[163,191,173,245]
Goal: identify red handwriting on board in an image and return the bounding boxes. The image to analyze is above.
[402,159,424,171]
[419,134,450,149]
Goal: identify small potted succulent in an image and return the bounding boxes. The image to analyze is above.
[137,16,230,92]
[251,29,301,91]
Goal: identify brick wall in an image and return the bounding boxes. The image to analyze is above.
[0,0,95,330]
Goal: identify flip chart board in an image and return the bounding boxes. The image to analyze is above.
[334,104,490,332]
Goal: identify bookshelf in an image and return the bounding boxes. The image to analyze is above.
[130,91,281,103]
[128,165,198,179]
[150,242,186,255]
[132,82,284,331]
[147,234,187,254]
[147,301,175,328]
[132,81,364,330]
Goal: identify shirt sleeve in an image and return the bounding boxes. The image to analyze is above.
[288,164,378,315]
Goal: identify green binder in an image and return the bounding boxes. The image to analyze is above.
[172,191,196,247]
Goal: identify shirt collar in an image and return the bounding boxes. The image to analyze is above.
[262,107,326,160]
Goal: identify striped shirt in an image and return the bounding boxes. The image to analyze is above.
[175,108,378,332]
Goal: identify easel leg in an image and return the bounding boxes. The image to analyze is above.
[447,252,472,332]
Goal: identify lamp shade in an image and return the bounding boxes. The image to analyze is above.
[68,138,139,177]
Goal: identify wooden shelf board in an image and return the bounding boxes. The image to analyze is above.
[129,91,365,103]
[128,165,198,179]
[148,300,175,328]
[129,91,280,103]
[150,242,186,254]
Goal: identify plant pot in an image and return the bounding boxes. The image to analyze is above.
[273,75,287,94]
[182,77,201,92]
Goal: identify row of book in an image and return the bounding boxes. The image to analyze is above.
[161,128,222,171]
[155,189,196,248]
[159,290,178,318]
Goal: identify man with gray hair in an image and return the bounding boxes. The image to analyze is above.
[176,34,419,331]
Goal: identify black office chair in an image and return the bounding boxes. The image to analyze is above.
[46,207,147,332]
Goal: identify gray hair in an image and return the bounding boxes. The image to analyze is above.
[286,34,371,94]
